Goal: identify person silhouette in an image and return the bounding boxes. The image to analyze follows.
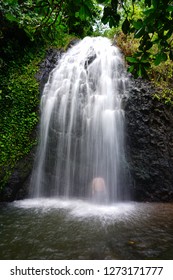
[91,177,107,204]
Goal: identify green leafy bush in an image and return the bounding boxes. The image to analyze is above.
[0,51,43,188]
[99,0,173,77]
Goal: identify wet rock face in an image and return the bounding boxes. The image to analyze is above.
[125,78,173,202]
[35,48,62,93]
[0,148,36,202]
[35,40,80,93]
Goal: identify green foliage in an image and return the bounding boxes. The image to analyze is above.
[149,59,173,85]
[149,58,173,104]
[64,0,99,37]
[0,48,45,188]
[153,89,173,106]
[1,0,173,79]
[0,0,99,41]
[114,31,173,103]
[98,0,173,77]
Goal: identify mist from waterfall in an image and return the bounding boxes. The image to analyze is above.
[31,36,130,202]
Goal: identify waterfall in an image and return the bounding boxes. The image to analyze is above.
[31,36,129,202]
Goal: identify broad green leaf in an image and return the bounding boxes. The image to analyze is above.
[138,64,142,77]
[112,14,120,27]
[128,65,135,73]
[113,13,120,24]
[5,13,17,22]
[75,12,79,18]
[79,6,85,20]
[78,6,87,20]
[143,8,154,16]
[154,52,167,65]
[111,0,118,11]
[126,56,138,63]
[122,18,130,34]
[134,27,145,38]
[109,17,116,28]
[85,0,95,10]
[133,19,143,30]
[103,6,112,18]
[167,5,173,12]
[102,15,109,24]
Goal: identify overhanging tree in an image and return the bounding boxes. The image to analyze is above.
[98,0,173,77]
[0,0,99,40]
[1,0,173,77]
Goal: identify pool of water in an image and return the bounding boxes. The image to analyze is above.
[0,199,173,259]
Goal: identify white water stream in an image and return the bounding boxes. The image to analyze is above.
[31,37,129,202]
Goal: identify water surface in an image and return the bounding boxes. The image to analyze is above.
[0,199,173,260]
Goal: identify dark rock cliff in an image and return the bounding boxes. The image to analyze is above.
[125,77,173,201]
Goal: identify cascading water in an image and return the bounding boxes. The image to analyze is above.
[31,36,129,202]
